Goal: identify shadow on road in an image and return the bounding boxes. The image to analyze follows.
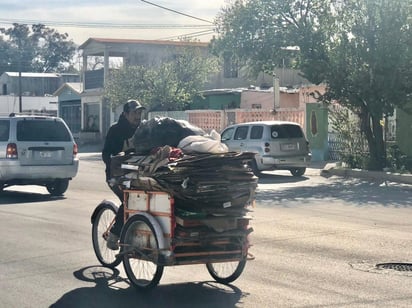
[256,178,412,208]
[50,266,246,308]
[257,172,309,184]
[0,190,64,205]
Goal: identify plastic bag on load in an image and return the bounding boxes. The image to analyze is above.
[133,117,205,155]
[178,130,229,154]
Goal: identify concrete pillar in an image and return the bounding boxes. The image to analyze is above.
[273,75,280,110]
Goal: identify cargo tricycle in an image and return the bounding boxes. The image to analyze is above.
[91,189,254,290]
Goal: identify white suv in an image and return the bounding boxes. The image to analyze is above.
[221,121,311,176]
[0,113,79,195]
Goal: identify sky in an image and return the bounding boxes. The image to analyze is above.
[0,0,228,46]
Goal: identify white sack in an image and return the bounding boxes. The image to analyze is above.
[178,130,229,154]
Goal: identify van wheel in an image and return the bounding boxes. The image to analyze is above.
[290,168,306,177]
[47,179,69,196]
[249,160,261,176]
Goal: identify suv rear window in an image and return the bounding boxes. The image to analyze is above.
[271,124,303,139]
[17,120,71,141]
[0,120,10,141]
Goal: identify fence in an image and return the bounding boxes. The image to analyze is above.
[183,108,305,133]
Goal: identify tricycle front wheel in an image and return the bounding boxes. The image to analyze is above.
[91,202,122,268]
[121,214,164,290]
[206,258,247,284]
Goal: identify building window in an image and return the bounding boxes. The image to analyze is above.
[84,103,100,132]
[223,52,238,78]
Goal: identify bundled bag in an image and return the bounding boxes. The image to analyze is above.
[177,130,229,154]
[133,117,205,155]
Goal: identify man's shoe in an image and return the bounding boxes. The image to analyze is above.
[107,232,119,250]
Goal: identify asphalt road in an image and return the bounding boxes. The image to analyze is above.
[0,153,411,308]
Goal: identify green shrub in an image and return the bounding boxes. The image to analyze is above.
[386,145,409,173]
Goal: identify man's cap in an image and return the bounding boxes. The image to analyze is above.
[123,99,146,113]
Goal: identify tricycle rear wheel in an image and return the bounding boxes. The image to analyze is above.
[121,214,164,290]
[206,258,247,284]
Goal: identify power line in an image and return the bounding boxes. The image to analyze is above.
[0,18,213,30]
[158,29,215,40]
[140,0,213,24]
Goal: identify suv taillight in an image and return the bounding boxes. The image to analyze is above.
[73,143,78,156]
[6,143,18,159]
[264,142,270,153]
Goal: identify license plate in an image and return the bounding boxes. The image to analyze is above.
[39,151,52,158]
[281,143,296,151]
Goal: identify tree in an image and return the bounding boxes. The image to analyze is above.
[104,65,152,110]
[0,36,15,73]
[212,0,412,170]
[0,23,76,74]
[104,46,219,111]
[329,104,368,169]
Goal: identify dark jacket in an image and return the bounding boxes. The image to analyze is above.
[102,114,136,180]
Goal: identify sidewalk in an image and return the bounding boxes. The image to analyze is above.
[317,161,412,185]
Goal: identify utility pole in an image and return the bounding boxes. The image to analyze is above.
[18,48,22,112]
[18,71,22,113]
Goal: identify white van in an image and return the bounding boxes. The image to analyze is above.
[221,121,311,176]
[0,113,79,195]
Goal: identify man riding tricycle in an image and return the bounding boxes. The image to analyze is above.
[91,100,257,290]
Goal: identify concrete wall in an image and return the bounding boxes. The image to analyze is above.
[241,91,274,109]
[184,108,305,133]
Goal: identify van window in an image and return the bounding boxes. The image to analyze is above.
[250,126,263,139]
[271,124,303,139]
[17,120,71,141]
[221,127,234,141]
[234,126,248,140]
[0,120,9,141]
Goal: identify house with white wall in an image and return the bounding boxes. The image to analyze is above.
[0,95,57,115]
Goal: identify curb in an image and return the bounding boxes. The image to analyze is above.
[320,168,412,185]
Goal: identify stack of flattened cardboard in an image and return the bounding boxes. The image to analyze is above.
[118,149,255,213]
[117,148,257,212]
[152,151,258,213]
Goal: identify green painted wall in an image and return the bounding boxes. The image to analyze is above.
[192,93,241,110]
[306,103,329,161]
[396,108,412,157]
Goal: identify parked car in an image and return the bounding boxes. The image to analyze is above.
[0,113,79,195]
[220,121,311,176]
